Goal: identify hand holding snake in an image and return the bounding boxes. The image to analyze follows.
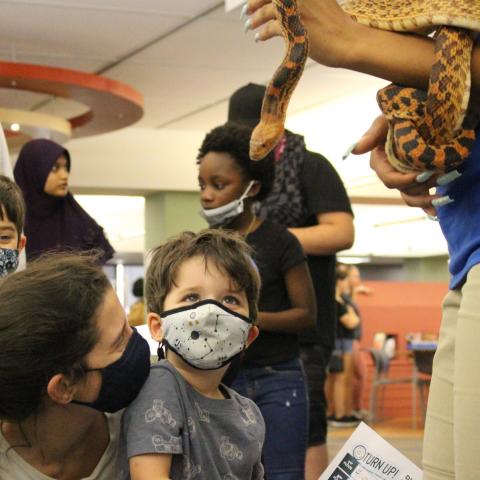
[245,0,480,174]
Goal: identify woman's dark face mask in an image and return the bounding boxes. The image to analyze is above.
[72,328,151,413]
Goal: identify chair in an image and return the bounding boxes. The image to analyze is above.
[411,349,434,426]
[368,347,434,428]
[369,348,413,425]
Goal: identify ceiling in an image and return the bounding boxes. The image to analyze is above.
[0,0,448,260]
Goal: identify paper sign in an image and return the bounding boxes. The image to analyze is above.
[225,0,245,12]
[319,422,422,480]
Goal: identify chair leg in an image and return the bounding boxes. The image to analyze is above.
[412,378,417,429]
[369,383,377,423]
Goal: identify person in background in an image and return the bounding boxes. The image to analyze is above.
[0,252,151,479]
[0,175,26,277]
[244,0,480,477]
[325,265,360,428]
[196,122,316,480]
[338,263,371,420]
[123,229,265,479]
[128,277,146,327]
[228,82,354,479]
[14,139,114,263]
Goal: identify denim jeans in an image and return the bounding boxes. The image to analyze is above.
[231,357,309,480]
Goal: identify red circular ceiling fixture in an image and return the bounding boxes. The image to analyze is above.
[0,61,144,148]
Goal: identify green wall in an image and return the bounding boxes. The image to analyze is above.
[145,191,207,250]
[404,255,449,282]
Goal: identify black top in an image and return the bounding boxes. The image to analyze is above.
[336,300,356,340]
[243,220,306,366]
[342,293,362,340]
[296,151,353,350]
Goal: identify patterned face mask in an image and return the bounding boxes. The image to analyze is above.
[0,248,19,278]
[161,299,253,370]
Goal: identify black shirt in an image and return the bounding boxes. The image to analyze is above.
[336,300,356,340]
[297,151,353,350]
[243,220,306,366]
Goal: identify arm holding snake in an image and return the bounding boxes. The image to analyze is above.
[245,0,467,213]
[246,0,480,93]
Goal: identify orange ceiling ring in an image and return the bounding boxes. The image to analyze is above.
[0,61,144,147]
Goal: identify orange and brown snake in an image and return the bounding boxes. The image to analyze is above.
[250,0,480,173]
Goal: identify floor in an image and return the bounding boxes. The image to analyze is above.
[327,417,424,468]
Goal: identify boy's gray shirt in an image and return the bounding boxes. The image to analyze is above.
[123,360,265,479]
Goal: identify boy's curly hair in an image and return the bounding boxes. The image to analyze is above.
[145,229,260,321]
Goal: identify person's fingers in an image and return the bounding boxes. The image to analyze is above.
[400,191,438,216]
[353,115,389,155]
[246,0,271,16]
[245,3,281,38]
[369,147,419,190]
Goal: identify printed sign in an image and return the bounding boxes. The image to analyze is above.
[319,422,422,480]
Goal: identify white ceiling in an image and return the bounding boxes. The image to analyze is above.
[0,0,447,259]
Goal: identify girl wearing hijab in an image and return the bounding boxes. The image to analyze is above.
[14,139,114,263]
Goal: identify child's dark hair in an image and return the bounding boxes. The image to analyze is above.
[0,175,25,239]
[132,277,144,297]
[0,252,110,423]
[196,122,274,201]
[145,229,260,320]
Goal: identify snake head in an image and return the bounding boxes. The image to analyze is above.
[249,122,284,161]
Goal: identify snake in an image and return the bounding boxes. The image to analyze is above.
[250,0,480,174]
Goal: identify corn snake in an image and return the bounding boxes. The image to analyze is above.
[250,0,480,173]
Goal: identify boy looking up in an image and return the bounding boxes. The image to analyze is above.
[0,175,26,277]
[123,229,265,480]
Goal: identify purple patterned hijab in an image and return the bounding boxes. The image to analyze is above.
[13,139,114,263]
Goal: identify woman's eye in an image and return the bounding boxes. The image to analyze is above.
[198,183,205,191]
[215,183,225,190]
[0,235,12,242]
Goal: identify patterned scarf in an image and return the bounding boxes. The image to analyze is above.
[256,130,308,227]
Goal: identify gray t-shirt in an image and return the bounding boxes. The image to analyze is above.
[123,360,265,480]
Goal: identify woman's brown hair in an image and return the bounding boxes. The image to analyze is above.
[0,251,110,422]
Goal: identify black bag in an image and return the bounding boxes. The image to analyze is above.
[328,349,344,373]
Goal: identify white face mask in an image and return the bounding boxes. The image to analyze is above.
[0,248,19,278]
[199,181,255,227]
[161,299,252,370]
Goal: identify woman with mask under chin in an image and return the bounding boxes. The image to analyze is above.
[196,122,317,480]
[13,138,114,263]
[0,252,151,480]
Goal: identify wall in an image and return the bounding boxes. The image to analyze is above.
[145,190,207,250]
[356,280,448,423]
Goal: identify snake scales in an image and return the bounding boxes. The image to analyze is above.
[250,0,480,174]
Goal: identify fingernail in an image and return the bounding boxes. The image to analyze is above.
[416,171,435,183]
[426,214,439,222]
[254,32,260,42]
[432,195,454,208]
[436,170,462,186]
[240,3,248,20]
[244,18,252,33]
[342,142,358,160]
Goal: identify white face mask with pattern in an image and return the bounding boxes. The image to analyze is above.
[0,248,19,278]
[160,299,252,370]
[199,181,255,227]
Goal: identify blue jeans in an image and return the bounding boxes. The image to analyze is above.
[231,358,309,480]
